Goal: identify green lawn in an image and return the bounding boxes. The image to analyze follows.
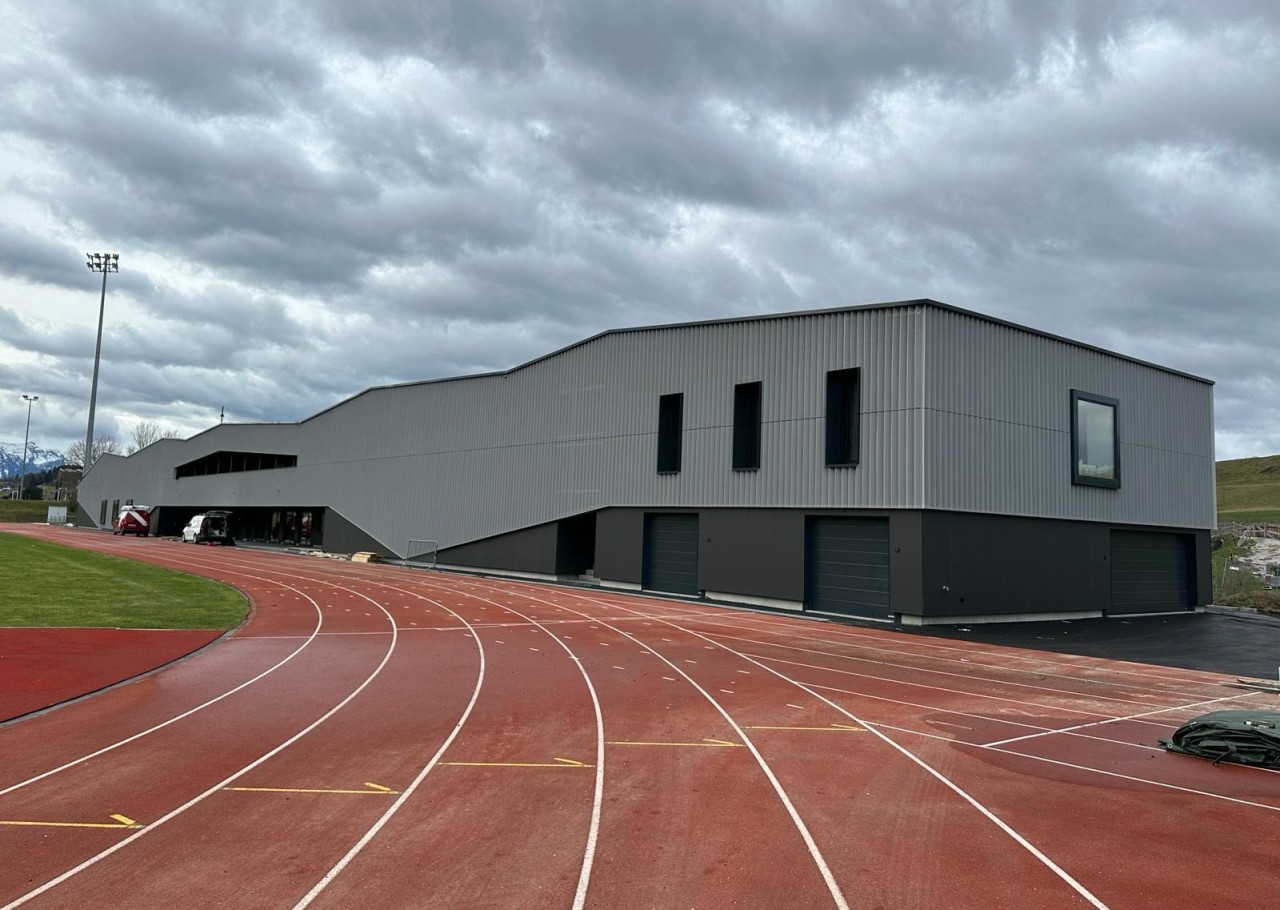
[0,500,74,523]
[1217,455,1280,524]
[0,532,248,629]
[1218,509,1280,526]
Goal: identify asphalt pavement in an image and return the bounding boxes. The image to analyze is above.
[909,609,1280,680]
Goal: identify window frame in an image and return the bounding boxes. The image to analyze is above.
[656,392,684,474]
[732,381,762,471]
[1070,389,1121,489]
[825,368,860,468]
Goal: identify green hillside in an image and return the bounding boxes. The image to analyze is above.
[1217,454,1280,525]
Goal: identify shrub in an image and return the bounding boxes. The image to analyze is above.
[1219,590,1280,614]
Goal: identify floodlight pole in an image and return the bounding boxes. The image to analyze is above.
[19,394,38,500]
[83,252,119,472]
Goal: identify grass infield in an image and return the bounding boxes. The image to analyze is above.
[1,532,248,629]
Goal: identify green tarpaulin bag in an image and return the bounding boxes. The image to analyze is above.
[1160,711,1280,767]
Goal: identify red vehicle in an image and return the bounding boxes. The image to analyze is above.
[112,504,154,537]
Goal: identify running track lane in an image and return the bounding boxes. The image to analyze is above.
[2,526,1280,908]
[0,628,222,724]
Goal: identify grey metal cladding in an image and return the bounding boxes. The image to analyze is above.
[922,307,1215,528]
[77,301,1214,549]
[301,305,930,552]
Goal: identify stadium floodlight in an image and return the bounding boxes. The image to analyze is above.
[19,394,38,500]
[83,252,120,472]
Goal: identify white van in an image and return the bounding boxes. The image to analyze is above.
[181,510,233,545]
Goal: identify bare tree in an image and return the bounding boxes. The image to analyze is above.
[65,434,121,468]
[127,421,182,454]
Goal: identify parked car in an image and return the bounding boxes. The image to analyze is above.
[181,510,233,545]
[112,504,153,536]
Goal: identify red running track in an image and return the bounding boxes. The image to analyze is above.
[0,629,222,724]
[3,524,1279,910]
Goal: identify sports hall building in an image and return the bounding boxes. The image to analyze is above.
[76,300,1216,625]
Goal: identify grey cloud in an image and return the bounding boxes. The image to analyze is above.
[2,0,1279,461]
[56,0,322,116]
[311,0,547,75]
[0,228,82,290]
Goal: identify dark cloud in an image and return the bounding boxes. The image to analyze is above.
[1,0,1278,460]
[57,0,322,116]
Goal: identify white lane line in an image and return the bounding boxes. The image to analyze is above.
[396,587,606,910]
[749,652,1118,720]
[0,573,326,799]
[871,722,1280,813]
[678,638,1110,908]
[705,630,1194,710]
[4,581,404,910]
[291,586,488,910]
[514,584,1110,910]
[796,679,1159,753]
[983,691,1261,748]
[450,580,849,910]
[642,604,1224,695]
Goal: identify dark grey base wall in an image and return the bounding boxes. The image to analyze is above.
[596,507,921,605]
[439,521,559,574]
[918,512,1209,617]
[918,512,1107,617]
[420,506,1211,623]
[324,508,397,558]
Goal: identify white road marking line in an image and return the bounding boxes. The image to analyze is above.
[496,582,1113,910]
[1,573,328,800]
[7,581,408,910]
[450,581,851,910]
[983,692,1258,748]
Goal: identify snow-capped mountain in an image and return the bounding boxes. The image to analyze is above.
[0,443,65,481]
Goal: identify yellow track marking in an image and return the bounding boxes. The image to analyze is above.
[745,723,866,732]
[0,814,142,830]
[607,738,743,748]
[224,782,399,795]
[440,757,592,768]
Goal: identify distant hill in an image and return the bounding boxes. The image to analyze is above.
[1217,454,1280,525]
[0,443,64,483]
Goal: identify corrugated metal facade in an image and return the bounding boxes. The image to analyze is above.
[922,308,1215,528]
[78,301,1214,556]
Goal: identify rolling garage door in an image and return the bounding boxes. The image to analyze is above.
[1110,530,1193,614]
[643,513,700,596]
[806,517,891,619]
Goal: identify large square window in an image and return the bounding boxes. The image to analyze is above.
[1071,390,1120,489]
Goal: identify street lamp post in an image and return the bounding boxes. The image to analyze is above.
[19,394,38,501]
[84,252,119,471]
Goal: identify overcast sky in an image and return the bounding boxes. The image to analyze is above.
[1,0,1277,462]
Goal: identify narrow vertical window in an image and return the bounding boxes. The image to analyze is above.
[733,381,762,471]
[825,368,860,467]
[657,393,683,474]
[100,499,108,524]
[1071,390,1120,488]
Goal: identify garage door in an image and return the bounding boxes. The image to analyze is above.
[806,517,891,619]
[643,513,700,596]
[1110,530,1193,614]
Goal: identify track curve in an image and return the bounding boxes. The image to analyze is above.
[4,525,1280,909]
